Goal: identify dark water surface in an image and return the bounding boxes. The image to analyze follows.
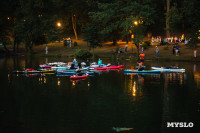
[0,57,199,133]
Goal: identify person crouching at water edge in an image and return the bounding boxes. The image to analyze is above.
[137,62,144,71]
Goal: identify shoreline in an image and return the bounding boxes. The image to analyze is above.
[1,40,200,62]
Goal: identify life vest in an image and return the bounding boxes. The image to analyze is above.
[140,53,145,60]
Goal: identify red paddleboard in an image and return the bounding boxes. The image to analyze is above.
[70,74,89,80]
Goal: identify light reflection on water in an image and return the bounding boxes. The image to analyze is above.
[0,57,200,133]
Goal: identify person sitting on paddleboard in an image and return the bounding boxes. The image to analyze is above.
[70,63,76,69]
[137,62,144,71]
[86,60,90,67]
[98,58,102,66]
[72,58,78,66]
[78,63,82,69]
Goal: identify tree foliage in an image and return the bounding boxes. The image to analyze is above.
[88,0,154,56]
[0,0,200,54]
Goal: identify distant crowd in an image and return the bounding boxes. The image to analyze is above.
[151,34,189,46]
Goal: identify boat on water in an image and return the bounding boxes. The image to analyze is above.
[56,70,94,75]
[151,67,185,72]
[93,65,124,70]
[124,73,160,75]
[13,69,54,74]
[70,74,89,80]
[124,69,161,73]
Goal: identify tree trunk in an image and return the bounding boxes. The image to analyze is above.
[13,39,16,52]
[25,42,28,52]
[113,39,117,45]
[3,44,10,53]
[126,34,129,44]
[29,42,33,52]
[166,0,170,37]
[16,42,19,52]
[136,44,139,59]
[25,41,31,52]
[93,47,94,59]
[72,14,78,40]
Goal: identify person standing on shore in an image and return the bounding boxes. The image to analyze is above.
[176,45,179,56]
[194,49,197,58]
[172,45,175,55]
[174,36,177,43]
[45,45,48,54]
[152,37,154,45]
[141,47,144,53]
[125,44,128,54]
[156,46,159,57]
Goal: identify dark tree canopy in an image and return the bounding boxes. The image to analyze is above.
[0,0,199,53]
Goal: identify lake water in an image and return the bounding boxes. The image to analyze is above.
[0,57,199,133]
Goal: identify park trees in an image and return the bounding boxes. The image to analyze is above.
[182,0,200,48]
[55,0,91,40]
[0,0,59,53]
[83,22,102,58]
[0,0,19,53]
[89,0,154,56]
[166,0,200,47]
[15,0,56,52]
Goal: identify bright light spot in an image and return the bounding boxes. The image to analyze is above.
[132,81,136,96]
[134,21,138,25]
[72,81,76,87]
[7,17,10,20]
[44,77,46,84]
[57,22,61,27]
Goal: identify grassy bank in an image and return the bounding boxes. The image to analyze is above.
[1,39,200,62]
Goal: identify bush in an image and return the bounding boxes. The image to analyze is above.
[142,43,149,49]
[74,41,78,47]
[144,40,151,46]
[115,46,120,53]
[163,45,168,50]
[75,48,92,59]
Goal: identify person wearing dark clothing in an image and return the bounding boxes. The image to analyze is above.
[86,60,90,67]
[137,62,144,71]
[138,67,144,71]
[120,48,123,53]
[78,63,82,69]
[116,60,119,66]
[172,45,175,55]
[70,63,76,69]
[75,69,83,76]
